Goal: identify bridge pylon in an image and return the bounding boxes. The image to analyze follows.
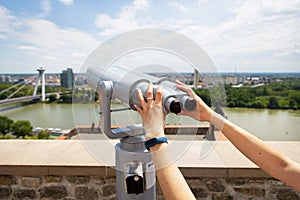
[34,67,46,101]
[194,69,199,89]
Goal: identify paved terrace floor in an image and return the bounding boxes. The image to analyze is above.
[0,140,299,178]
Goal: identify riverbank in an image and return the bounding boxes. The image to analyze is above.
[1,103,299,141]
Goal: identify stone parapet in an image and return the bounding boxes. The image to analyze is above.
[0,140,299,199]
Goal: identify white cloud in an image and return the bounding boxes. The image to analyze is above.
[1,1,299,72]
[95,0,150,36]
[45,55,58,61]
[179,0,300,59]
[0,6,20,38]
[0,6,99,72]
[133,0,149,9]
[93,0,300,71]
[275,47,300,57]
[59,0,74,6]
[197,0,211,5]
[18,19,99,70]
[19,45,38,51]
[40,0,52,17]
[169,2,189,12]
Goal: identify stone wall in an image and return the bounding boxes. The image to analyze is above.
[0,140,299,199]
[0,174,299,200]
[184,177,300,200]
[0,175,116,200]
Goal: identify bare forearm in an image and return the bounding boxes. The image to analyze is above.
[156,164,195,200]
[211,113,300,191]
[176,82,300,191]
[150,143,196,200]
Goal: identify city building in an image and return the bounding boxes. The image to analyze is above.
[60,68,74,89]
[0,75,11,83]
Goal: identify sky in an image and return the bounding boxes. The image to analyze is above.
[0,0,299,73]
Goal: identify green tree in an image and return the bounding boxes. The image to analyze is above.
[289,99,298,110]
[38,130,51,139]
[289,92,300,105]
[0,116,14,135]
[48,94,57,103]
[60,94,72,103]
[267,96,279,109]
[252,100,266,109]
[194,89,212,106]
[11,120,33,138]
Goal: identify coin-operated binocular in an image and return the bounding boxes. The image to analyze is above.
[86,66,196,199]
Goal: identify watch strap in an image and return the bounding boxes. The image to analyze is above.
[145,137,168,151]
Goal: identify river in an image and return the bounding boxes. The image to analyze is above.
[1,103,299,141]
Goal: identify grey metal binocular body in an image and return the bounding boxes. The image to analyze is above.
[86,66,197,198]
[87,66,196,115]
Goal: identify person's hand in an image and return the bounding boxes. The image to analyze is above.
[176,80,213,122]
[135,84,165,140]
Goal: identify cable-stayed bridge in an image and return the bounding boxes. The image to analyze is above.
[0,68,63,105]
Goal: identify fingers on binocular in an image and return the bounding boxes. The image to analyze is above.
[155,86,162,104]
[175,80,184,85]
[176,82,194,97]
[147,83,153,99]
[134,104,141,112]
[136,88,146,108]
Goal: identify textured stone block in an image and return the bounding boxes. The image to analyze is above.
[205,179,225,192]
[0,175,17,185]
[248,179,265,185]
[101,184,116,197]
[39,185,67,199]
[0,186,12,199]
[234,187,265,197]
[44,175,62,183]
[268,179,286,186]
[187,178,203,188]
[103,176,116,184]
[276,188,300,200]
[21,177,41,187]
[13,188,36,199]
[91,176,104,185]
[66,176,90,184]
[75,186,99,200]
[191,187,208,199]
[226,178,247,186]
[212,193,233,200]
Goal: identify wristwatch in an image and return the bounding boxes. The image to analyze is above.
[145,137,168,151]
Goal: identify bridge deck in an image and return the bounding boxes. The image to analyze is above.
[0,93,61,105]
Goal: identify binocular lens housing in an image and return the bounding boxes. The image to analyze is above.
[169,100,181,114]
[166,96,197,114]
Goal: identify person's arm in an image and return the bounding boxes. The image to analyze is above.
[212,113,300,191]
[176,81,300,191]
[150,142,196,200]
[135,84,196,200]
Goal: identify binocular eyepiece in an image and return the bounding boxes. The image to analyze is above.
[129,82,196,114]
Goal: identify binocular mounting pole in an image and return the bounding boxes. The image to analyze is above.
[98,81,156,200]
